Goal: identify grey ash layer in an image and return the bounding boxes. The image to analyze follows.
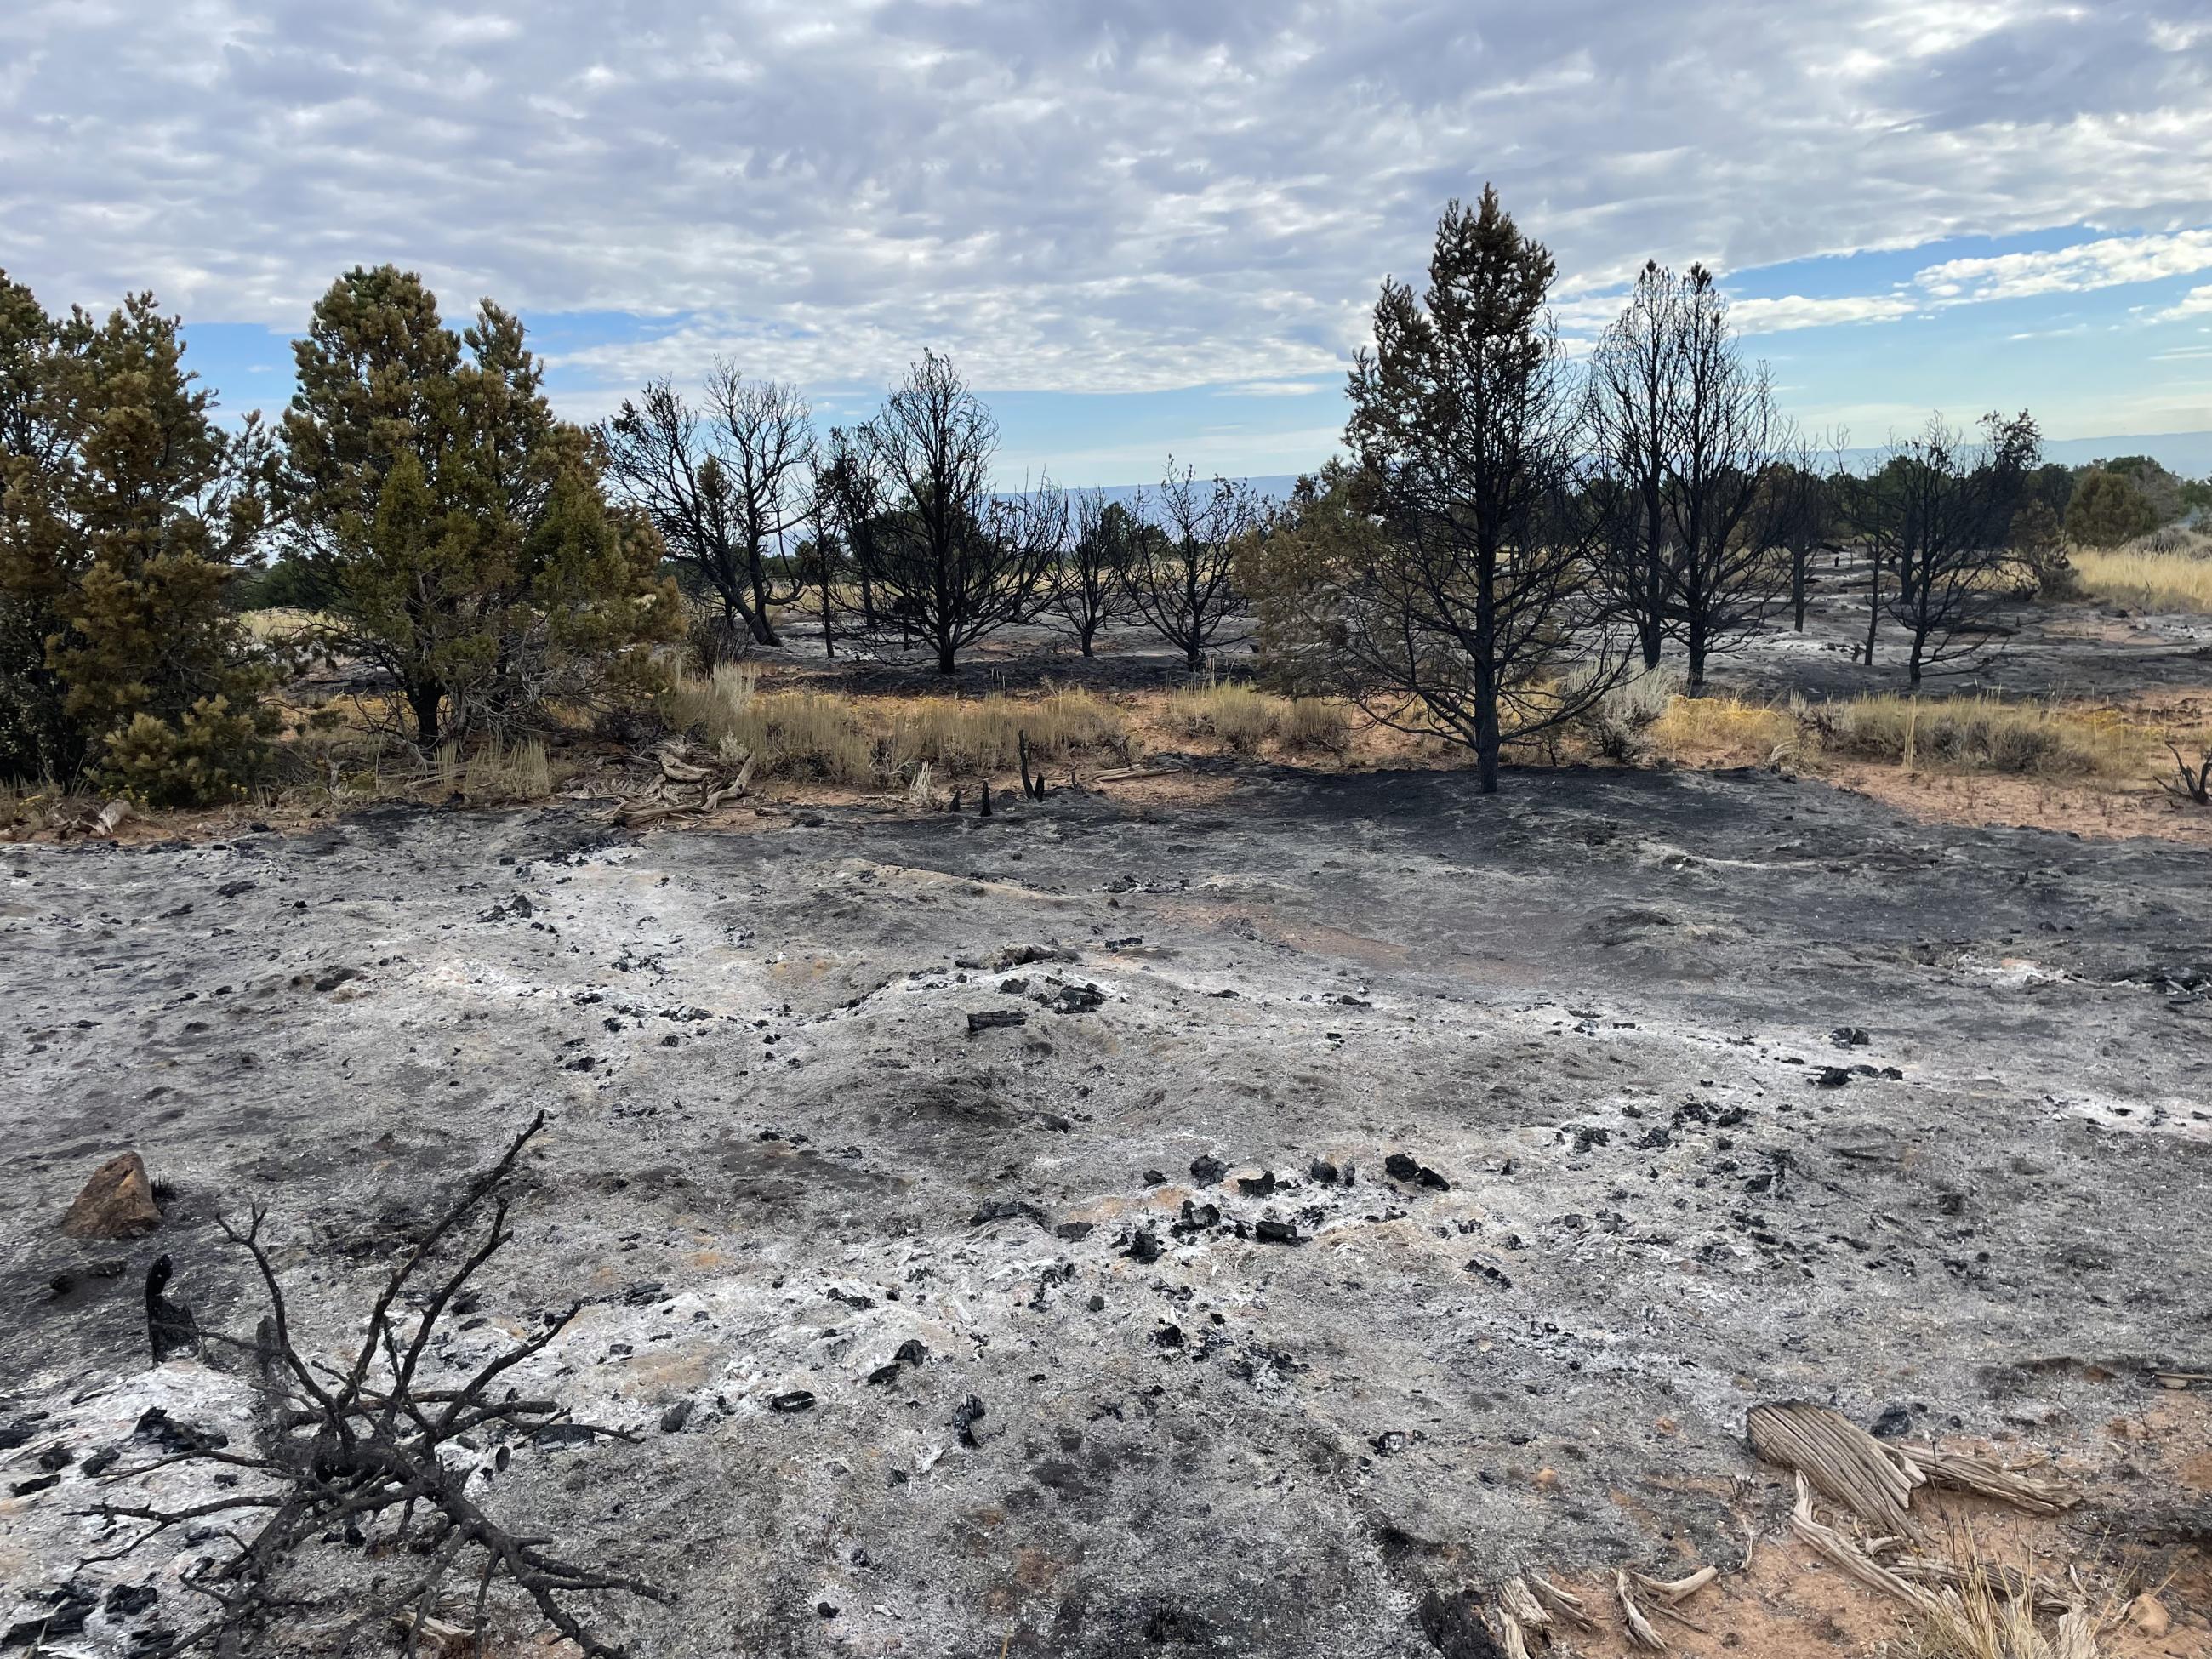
[2,765,2207,1655]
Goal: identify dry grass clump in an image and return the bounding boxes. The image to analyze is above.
[884,687,1127,775]
[1903,1529,2115,1659]
[1648,694,1805,766]
[419,737,557,801]
[238,607,331,644]
[2070,527,2212,614]
[1164,677,1348,752]
[662,667,1130,785]
[1819,695,2117,777]
[668,666,876,784]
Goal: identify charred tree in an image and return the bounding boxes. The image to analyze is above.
[1337,188,1628,793]
[600,367,814,653]
[1126,465,1257,671]
[852,354,1063,674]
[1047,489,1144,657]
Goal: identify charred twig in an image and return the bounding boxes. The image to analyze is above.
[78,1111,669,1656]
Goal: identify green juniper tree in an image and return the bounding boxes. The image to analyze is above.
[0,273,277,802]
[280,266,679,747]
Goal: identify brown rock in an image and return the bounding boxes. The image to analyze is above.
[60,1153,161,1240]
[2128,1593,2170,1638]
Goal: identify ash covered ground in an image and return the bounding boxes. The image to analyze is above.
[3,764,2209,1656]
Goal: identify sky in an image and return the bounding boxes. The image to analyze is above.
[3,1,2209,485]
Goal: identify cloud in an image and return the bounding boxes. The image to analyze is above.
[2158,283,2212,321]
[1729,294,1922,334]
[1214,380,1337,398]
[1,0,2208,398]
[1910,229,2212,302]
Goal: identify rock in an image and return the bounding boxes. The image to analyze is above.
[1154,1323,1186,1348]
[1814,1066,1853,1087]
[1831,1026,1871,1046]
[60,1152,161,1240]
[658,1399,695,1434]
[9,1473,60,1497]
[1237,1172,1277,1199]
[966,1009,1027,1035]
[1141,1169,1167,1187]
[768,1390,817,1414]
[1253,1218,1301,1245]
[37,1444,71,1472]
[1308,1159,1339,1184]
[1053,1221,1095,1241]
[1869,1403,1914,1439]
[1189,1154,1228,1188]
[2128,1593,2170,1638]
[104,1584,159,1620]
[969,1198,1045,1227]
[79,1446,119,1477]
[1384,1153,1451,1190]
[951,1394,986,1447]
[1124,1229,1163,1264]
[1416,1587,1504,1658]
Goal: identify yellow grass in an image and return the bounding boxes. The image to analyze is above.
[1635,690,2152,779]
[240,607,332,643]
[1163,677,1348,752]
[1649,694,1803,766]
[2069,535,2212,614]
[662,667,1132,785]
[1821,693,2127,777]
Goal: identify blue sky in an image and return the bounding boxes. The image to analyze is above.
[9,2,2210,485]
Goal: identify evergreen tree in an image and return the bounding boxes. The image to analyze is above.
[0,273,276,801]
[2064,468,2158,549]
[280,266,680,746]
[1338,188,1625,792]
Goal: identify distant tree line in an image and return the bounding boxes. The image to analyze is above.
[1245,188,2203,790]
[4,219,2203,805]
[600,349,1268,677]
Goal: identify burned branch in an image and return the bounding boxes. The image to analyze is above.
[80,1112,669,1657]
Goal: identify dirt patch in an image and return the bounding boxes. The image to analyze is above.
[1826,762,2212,846]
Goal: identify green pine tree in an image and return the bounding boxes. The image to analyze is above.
[279,267,680,747]
[0,273,276,801]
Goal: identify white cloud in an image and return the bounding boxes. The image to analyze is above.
[2158,284,2212,321]
[1911,229,2212,302]
[1215,380,1336,398]
[0,0,2207,399]
[1730,294,1922,334]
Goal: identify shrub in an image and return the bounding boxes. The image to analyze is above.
[1576,669,1679,762]
[1821,695,2107,776]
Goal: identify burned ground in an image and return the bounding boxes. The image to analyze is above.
[1,764,2208,1656]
